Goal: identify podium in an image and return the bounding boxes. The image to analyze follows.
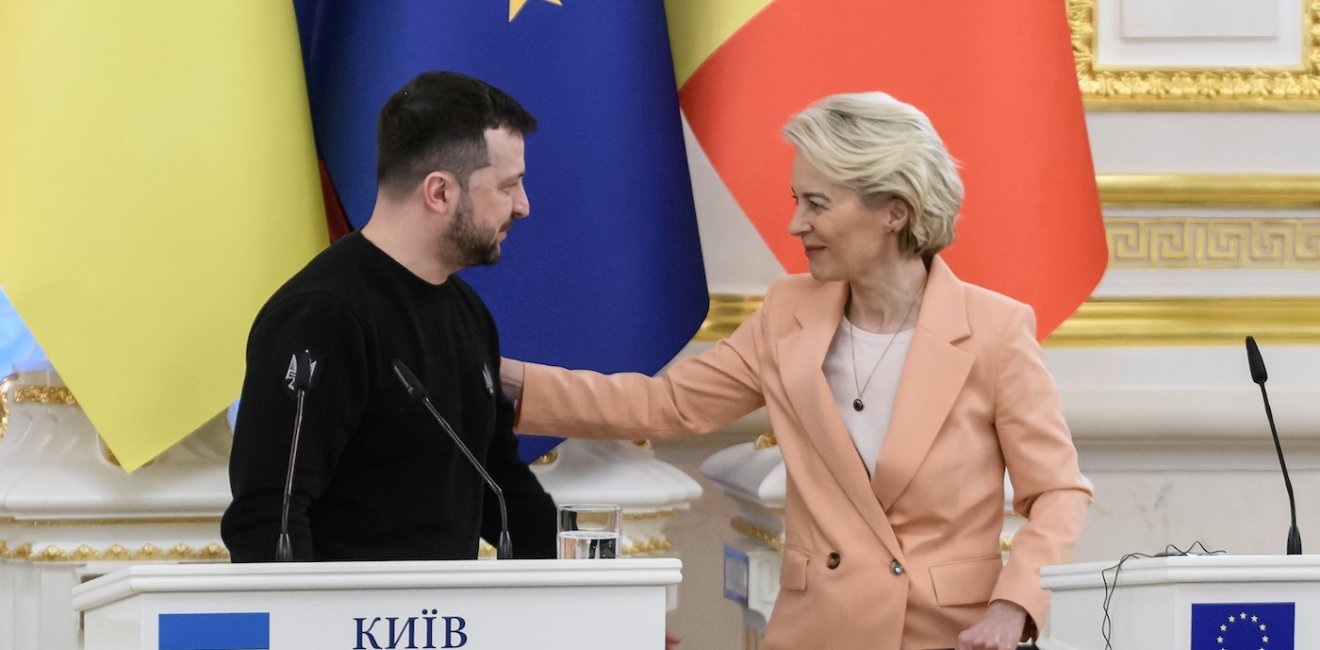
[72,559,681,649]
[1038,555,1320,649]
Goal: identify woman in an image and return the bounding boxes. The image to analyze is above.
[503,92,1091,650]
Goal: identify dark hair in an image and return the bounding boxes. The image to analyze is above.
[376,71,537,196]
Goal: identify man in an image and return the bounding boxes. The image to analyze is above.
[221,71,557,562]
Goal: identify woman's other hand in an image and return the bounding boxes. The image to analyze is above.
[956,599,1028,650]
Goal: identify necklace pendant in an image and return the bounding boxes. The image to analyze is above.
[852,398,864,412]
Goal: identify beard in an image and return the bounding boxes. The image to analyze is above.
[445,195,502,268]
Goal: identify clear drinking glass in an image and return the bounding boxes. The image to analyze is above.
[557,504,621,559]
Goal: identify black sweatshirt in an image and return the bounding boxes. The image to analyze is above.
[221,232,556,561]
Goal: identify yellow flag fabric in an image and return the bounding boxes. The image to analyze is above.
[664,0,772,86]
[0,2,327,470]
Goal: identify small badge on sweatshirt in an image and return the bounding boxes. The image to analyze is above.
[482,363,495,398]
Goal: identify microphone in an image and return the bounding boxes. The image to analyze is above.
[391,359,513,560]
[1245,336,1303,555]
[277,349,319,561]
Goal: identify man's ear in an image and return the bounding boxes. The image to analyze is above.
[420,171,459,215]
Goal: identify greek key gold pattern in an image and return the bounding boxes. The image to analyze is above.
[1070,0,1320,109]
[2,542,228,563]
[730,518,784,551]
[1108,217,1320,268]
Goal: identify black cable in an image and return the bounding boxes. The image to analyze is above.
[1099,541,1225,649]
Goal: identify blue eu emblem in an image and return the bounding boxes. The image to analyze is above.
[1190,602,1294,650]
[159,612,270,650]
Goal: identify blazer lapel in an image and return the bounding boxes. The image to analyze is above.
[777,281,906,560]
[872,257,975,509]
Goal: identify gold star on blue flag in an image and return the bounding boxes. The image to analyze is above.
[509,0,562,21]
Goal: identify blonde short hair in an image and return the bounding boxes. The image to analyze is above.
[782,92,963,257]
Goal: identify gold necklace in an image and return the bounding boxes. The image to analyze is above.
[847,298,918,412]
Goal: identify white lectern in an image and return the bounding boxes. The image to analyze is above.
[73,559,681,650]
[1038,555,1320,650]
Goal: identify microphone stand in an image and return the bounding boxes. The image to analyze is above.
[1254,381,1302,555]
[277,349,316,562]
[1246,336,1303,555]
[419,397,513,560]
[276,386,306,562]
[392,359,513,559]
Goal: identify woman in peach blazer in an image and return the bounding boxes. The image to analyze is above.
[505,92,1091,650]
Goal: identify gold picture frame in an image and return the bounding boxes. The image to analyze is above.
[1070,0,1320,110]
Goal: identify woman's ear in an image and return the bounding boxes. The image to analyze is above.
[884,197,911,233]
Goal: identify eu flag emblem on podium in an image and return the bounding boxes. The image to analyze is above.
[1191,602,1294,650]
[159,613,270,650]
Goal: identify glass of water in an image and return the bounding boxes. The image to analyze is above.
[557,504,621,559]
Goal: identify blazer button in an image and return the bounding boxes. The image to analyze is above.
[890,559,905,576]
[826,552,841,569]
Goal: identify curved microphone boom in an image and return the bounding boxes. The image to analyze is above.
[1245,336,1303,555]
[391,359,512,560]
[277,348,319,562]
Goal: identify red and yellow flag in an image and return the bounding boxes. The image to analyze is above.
[668,0,1107,338]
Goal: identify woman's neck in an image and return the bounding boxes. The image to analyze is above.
[846,255,928,333]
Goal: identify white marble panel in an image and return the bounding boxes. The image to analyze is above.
[1086,112,1320,175]
[1098,0,1301,67]
[1120,0,1279,39]
[1094,267,1320,297]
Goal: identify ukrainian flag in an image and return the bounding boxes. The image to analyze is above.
[0,2,326,470]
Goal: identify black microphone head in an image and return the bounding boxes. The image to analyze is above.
[391,359,429,401]
[1245,336,1268,385]
[295,349,320,391]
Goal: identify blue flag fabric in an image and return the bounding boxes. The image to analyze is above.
[293,1,708,462]
[1191,602,1294,650]
[0,288,49,377]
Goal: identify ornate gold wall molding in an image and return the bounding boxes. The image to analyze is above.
[698,295,1320,347]
[1048,297,1320,346]
[699,296,764,342]
[0,516,219,526]
[0,375,78,440]
[3,541,228,563]
[730,518,784,550]
[1098,174,1320,208]
[1070,0,1320,110]
[1108,217,1320,268]
[0,374,12,440]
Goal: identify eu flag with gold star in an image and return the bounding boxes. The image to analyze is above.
[1191,602,1294,650]
[293,1,707,461]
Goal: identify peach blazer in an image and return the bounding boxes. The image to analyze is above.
[518,257,1091,649]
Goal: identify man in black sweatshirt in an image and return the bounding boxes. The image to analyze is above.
[221,71,557,561]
